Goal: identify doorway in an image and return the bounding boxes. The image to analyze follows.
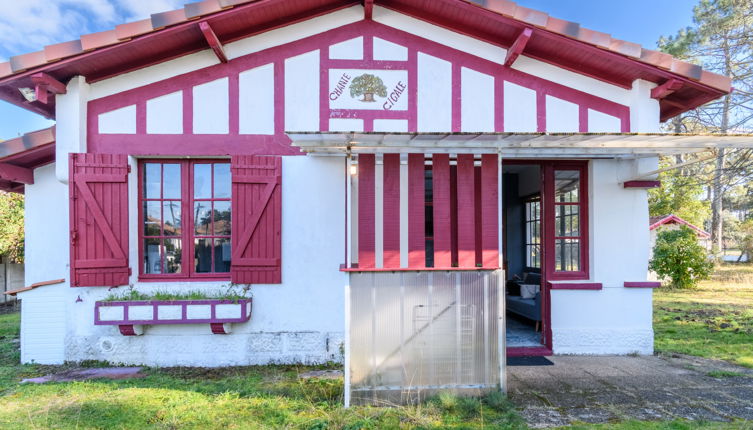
[502,163,550,354]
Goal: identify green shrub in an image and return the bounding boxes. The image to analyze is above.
[650,226,713,289]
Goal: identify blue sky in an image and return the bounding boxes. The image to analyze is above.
[0,0,698,141]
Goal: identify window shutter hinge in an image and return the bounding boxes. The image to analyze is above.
[128,267,132,276]
[127,165,132,174]
[71,230,77,245]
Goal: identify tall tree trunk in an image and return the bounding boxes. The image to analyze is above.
[710,40,733,257]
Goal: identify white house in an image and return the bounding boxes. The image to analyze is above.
[0,0,745,405]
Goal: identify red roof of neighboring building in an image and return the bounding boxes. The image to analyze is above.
[0,126,56,193]
[649,214,711,238]
[0,0,731,121]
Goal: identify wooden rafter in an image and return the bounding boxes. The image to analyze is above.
[0,162,34,184]
[199,21,227,63]
[651,78,683,99]
[504,27,533,67]
[30,72,66,105]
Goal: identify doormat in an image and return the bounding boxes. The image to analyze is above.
[507,356,554,366]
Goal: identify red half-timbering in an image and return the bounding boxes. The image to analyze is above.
[230,155,282,284]
[69,153,130,287]
[87,20,630,158]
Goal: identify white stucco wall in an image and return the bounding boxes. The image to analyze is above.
[20,158,346,366]
[550,159,654,355]
[18,6,665,365]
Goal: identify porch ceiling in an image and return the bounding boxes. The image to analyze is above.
[288,132,753,158]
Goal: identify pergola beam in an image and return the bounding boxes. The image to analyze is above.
[504,27,533,67]
[199,21,227,63]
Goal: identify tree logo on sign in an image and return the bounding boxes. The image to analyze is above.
[350,74,387,102]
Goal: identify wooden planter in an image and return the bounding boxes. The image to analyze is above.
[94,299,252,336]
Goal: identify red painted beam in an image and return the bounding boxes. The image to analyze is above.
[199,21,228,63]
[480,154,499,268]
[358,154,376,268]
[407,154,425,268]
[0,163,34,184]
[432,154,452,268]
[382,154,401,268]
[624,180,661,189]
[456,155,476,268]
[31,72,66,105]
[364,0,374,20]
[504,27,533,67]
[624,281,661,288]
[651,79,683,99]
[31,73,66,94]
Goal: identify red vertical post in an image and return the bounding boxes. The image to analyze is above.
[432,154,452,268]
[382,154,401,268]
[481,154,499,268]
[407,154,425,267]
[358,154,376,268]
[456,154,476,268]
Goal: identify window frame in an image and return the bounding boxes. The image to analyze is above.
[543,161,589,280]
[138,159,232,282]
[524,196,541,269]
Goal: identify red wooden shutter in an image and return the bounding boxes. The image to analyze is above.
[69,153,130,287]
[231,155,282,284]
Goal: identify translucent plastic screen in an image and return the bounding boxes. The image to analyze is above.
[348,270,503,406]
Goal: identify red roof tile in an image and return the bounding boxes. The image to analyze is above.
[0,0,733,120]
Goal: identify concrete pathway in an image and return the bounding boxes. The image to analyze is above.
[508,354,753,428]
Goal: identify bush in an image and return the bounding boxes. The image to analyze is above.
[650,226,713,289]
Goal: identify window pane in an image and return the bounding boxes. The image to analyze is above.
[194,202,212,235]
[213,201,231,236]
[555,170,580,203]
[555,239,580,272]
[164,239,182,274]
[194,164,212,199]
[214,238,231,273]
[195,238,212,273]
[555,205,580,237]
[143,201,161,236]
[163,163,182,199]
[144,238,162,274]
[163,201,181,236]
[144,163,161,199]
[214,163,231,198]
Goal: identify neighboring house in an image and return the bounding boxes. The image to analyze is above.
[649,214,712,257]
[0,257,24,304]
[0,0,748,405]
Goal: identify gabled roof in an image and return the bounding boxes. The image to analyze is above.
[0,0,731,121]
[0,126,55,193]
[649,214,711,238]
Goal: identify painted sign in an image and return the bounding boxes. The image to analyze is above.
[328,69,409,111]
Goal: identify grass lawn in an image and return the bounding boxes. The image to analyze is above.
[654,264,753,368]
[0,277,751,429]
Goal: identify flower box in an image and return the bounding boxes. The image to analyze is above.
[94,299,252,336]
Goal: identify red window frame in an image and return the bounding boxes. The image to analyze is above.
[138,159,232,282]
[543,161,589,280]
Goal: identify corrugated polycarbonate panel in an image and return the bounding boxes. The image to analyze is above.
[348,270,503,406]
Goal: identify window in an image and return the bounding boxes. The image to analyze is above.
[524,198,541,269]
[544,162,589,279]
[139,160,231,280]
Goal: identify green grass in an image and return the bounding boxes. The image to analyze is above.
[1,267,753,430]
[654,264,753,368]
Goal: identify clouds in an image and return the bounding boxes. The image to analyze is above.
[0,0,189,59]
